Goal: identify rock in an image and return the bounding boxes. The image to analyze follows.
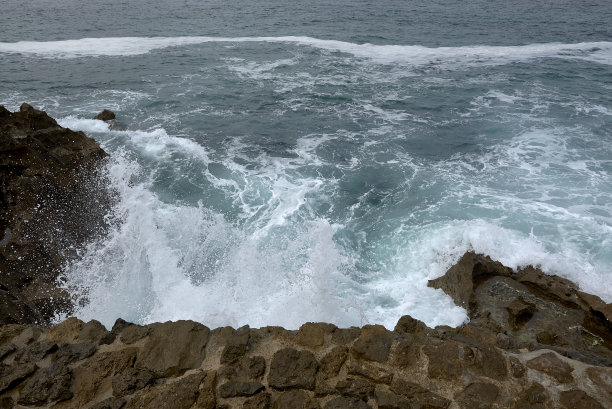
[509,356,526,378]
[0,362,37,394]
[296,323,334,348]
[335,377,375,399]
[18,362,73,405]
[196,371,217,409]
[455,382,499,409]
[0,105,109,325]
[218,381,265,398]
[272,390,320,409]
[507,297,536,330]
[119,324,150,344]
[394,315,428,335]
[93,109,116,121]
[559,389,604,409]
[526,352,574,383]
[350,325,394,363]
[423,341,464,380]
[585,366,612,396]
[269,348,318,390]
[375,389,411,409]
[320,346,348,378]
[220,355,266,381]
[390,379,450,409]
[90,397,126,409]
[391,338,420,369]
[125,371,205,409]
[77,320,108,344]
[346,360,393,384]
[331,327,361,345]
[135,320,210,377]
[220,325,250,364]
[244,392,271,409]
[14,340,57,364]
[112,367,155,397]
[324,396,370,409]
[512,383,549,409]
[55,341,97,364]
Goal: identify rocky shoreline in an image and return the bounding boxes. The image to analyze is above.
[1,105,611,408]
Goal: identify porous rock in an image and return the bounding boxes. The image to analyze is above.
[269,348,319,390]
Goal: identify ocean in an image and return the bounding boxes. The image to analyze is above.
[1,0,611,329]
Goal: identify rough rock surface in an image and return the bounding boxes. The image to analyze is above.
[0,104,110,325]
[2,107,612,408]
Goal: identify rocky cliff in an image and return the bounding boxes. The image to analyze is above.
[1,106,611,409]
[0,104,110,325]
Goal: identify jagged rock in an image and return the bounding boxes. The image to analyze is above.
[586,366,612,396]
[220,355,266,381]
[455,382,499,409]
[90,397,126,409]
[93,109,116,121]
[195,371,217,409]
[18,362,73,405]
[507,297,536,330]
[320,346,348,378]
[296,323,335,348]
[350,325,393,363]
[125,371,205,409]
[526,352,574,383]
[391,338,420,368]
[272,390,320,409]
[0,105,109,325]
[559,389,604,409]
[135,320,210,377]
[509,356,526,378]
[0,343,15,360]
[330,327,361,345]
[218,381,265,398]
[394,315,428,335]
[390,379,450,408]
[220,325,250,364]
[324,396,370,409]
[269,348,319,390]
[375,389,411,409]
[423,341,465,380]
[14,340,57,364]
[77,320,108,344]
[119,324,151,344]
[55,341,97,364]
[244,392,271,409]
[112,367,155,397]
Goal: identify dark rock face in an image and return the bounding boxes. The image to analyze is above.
[268,348,318,390]
[0,104,110,325]
[93,109,116,121]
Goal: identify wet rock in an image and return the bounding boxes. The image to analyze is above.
[509,356,526,378]
[351,325,394,363]
[455,382,499,409]
[269,348,318,390]
[195,371,217,409]
[526,352,574,383]
[272,390,319,409]
[394,315,428,335]
[324,396,370,409]
[331,327,361,345]
[220,325,250,364]
[320,346,348,378]
[296,323,331,348]
[220,355,266,381]
[559,389,604,409]
[125,371,205,409]
[55,341,97,364]
[119,324,150,344]
[391,338,420,368]
[0,342,15,360]
[0,362,37,394]
[375,389,411,409]
[218,381,265,398]
[14,340,57,364]
[390,379,450,409]
[77,320,108,344]
[423,341,464,380]
[585,366,612,396]
[18,362,73,405]
[136,320,210,377]
[244,392,271,409]
[507,297,537,330]
[112,367,155,397]
[93,109,116,121]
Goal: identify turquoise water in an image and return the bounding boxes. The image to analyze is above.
[1,0,611,329]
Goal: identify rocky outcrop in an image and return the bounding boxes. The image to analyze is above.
[0,104,111,325]
[93,110,115,122]
[0,253,610,408]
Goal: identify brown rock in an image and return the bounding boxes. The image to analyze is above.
[512,383,549,409]
[320,346,348,378]
[14,340,57,364]
[90,397,126,409]
[331,327,361,345]
[391,338,420,368]
[44,317,84,343]
[351,325,394,363]
[112,367,155,397]
[272,390,320,409]
[125,371,205,409]
[195,371,217,409]
[244,392,271,409]
[455,382,499,409]
[269,348,318,390]
[390,378,450,409]
[526,352,574,383]
[375,389,410,409]
[559,389,604,409]
[507,297,536,330]
[218,381,265,398]
[346,360,393,384]
[136,320,210,377]
[296,323,332,348]
[509,356,526,378]
[76,320,108,344]
[423,341,464,380]
[93,109,116,121]
[220,355,266,381]
[220,325,250,364]
[586,366,612,396]
[55,341,97,364]
[119,324,151,344]
[0,362,37,394]
[18,362,73,405]
[335,377,375,399]
[394,315,428,335]
[324,396,370,409]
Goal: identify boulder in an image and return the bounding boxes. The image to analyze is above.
[272,390,320,409]
[93,109,116,121]
[125,371,206,409]
[268,348,319,390]
[350,325,394,363]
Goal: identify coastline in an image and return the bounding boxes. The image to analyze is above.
[1,105,611,408]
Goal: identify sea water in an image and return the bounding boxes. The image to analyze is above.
[1,0,611,329]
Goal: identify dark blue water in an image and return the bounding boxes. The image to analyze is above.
[1,0,611,329]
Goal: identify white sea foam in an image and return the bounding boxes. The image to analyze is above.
[1,36,611,66]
